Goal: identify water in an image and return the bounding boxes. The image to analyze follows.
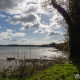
[0,46,64,60]
[0,46,66,70]
[0,46,65,60]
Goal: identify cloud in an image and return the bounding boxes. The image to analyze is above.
[49,10,67,30]
[0,0,17,11]
[0,0,46,15]
[46,29,63,37]
[40,1,54,14]
[20,22,49,31]
[0,0,27,14]
[6,1,54,32]
[0,26,2,28]
[23,4,38,14]
[12,32,25,37]
[20,13,38,23]
[0,29,25,41]
[19,39,28,42]
[0,14,6,18]
[0,0,67,44]
[56,0,69,10]
[34,29,44,34]
[8,13,39,24]
[20,22,40,31]
[11,38,28,42]
[0,29,12,40]
[11,38,19,42]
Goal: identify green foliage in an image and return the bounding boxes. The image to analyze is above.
[0,63,79,80]
[55,41,69,52]
[30,64,79,80]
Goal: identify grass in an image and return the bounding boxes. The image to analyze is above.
[29,64,79,80]
[0,53,79,80]
[0,43,79,80]
[0,57,68,79]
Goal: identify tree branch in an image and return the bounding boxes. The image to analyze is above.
[51,0,73,29]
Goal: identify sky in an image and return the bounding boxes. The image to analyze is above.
[0,0,67,45]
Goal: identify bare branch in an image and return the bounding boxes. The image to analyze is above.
[51,0,73,29]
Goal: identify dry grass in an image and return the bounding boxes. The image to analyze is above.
[0,57,68,79]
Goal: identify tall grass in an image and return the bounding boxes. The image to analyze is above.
[0,57,68,79]
[0,47,69,79]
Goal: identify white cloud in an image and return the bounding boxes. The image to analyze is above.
[7,29,13,33]
[6,0,55,32]
[0,0,27,14]
[0,26,2,28]
[45,28,63,37]
[23,4,38,14]
[12,33,25,37]
[0,0,67,44]
[11,38,28,43]
[20,22,40,31]
[20,27,25,31]
[45,28,51,33]
[56,0,69,10]
[34,29,44,34]
[0,0,68,15]
[40,2,54,14]
[20,22,49,31]
[48,10,67,31]
[0,0,48,15]
[19,39,28,42]
[8,13,39,24]
[39,23,49,28]
[0,29,12,40]
[0,29,25,41]
[0,14,6,18]
[47,30,63,37]
[8,13,41,31]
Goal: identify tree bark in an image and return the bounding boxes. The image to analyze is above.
[69,32,80,58]
[51,0,80,59]
[69,0,80,58]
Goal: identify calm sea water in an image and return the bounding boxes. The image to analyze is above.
[0,46,64,60]
[0,46,66,70]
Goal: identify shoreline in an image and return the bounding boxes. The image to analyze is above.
[0,55,67,70]
[0,47,67,71]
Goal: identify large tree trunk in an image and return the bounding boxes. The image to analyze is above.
[51,0,80,59]
[69,29,80,58]
[69,0,80,58]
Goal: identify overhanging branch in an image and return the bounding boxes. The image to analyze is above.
[51,0,73,30]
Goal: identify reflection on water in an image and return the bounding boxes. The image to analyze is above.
[0,46,66,70]
[0,46,64,60]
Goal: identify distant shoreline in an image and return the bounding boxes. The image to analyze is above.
[0,45,55,47]
[0,41,69,52]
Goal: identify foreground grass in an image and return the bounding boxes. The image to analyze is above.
[29,64,79,80]
[0,63,79,80]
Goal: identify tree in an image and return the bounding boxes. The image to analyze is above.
[51,0,80,59]
[43,0,80,59]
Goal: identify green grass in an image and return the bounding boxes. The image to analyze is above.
[0,63,79,80]
[29,64,79,80]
